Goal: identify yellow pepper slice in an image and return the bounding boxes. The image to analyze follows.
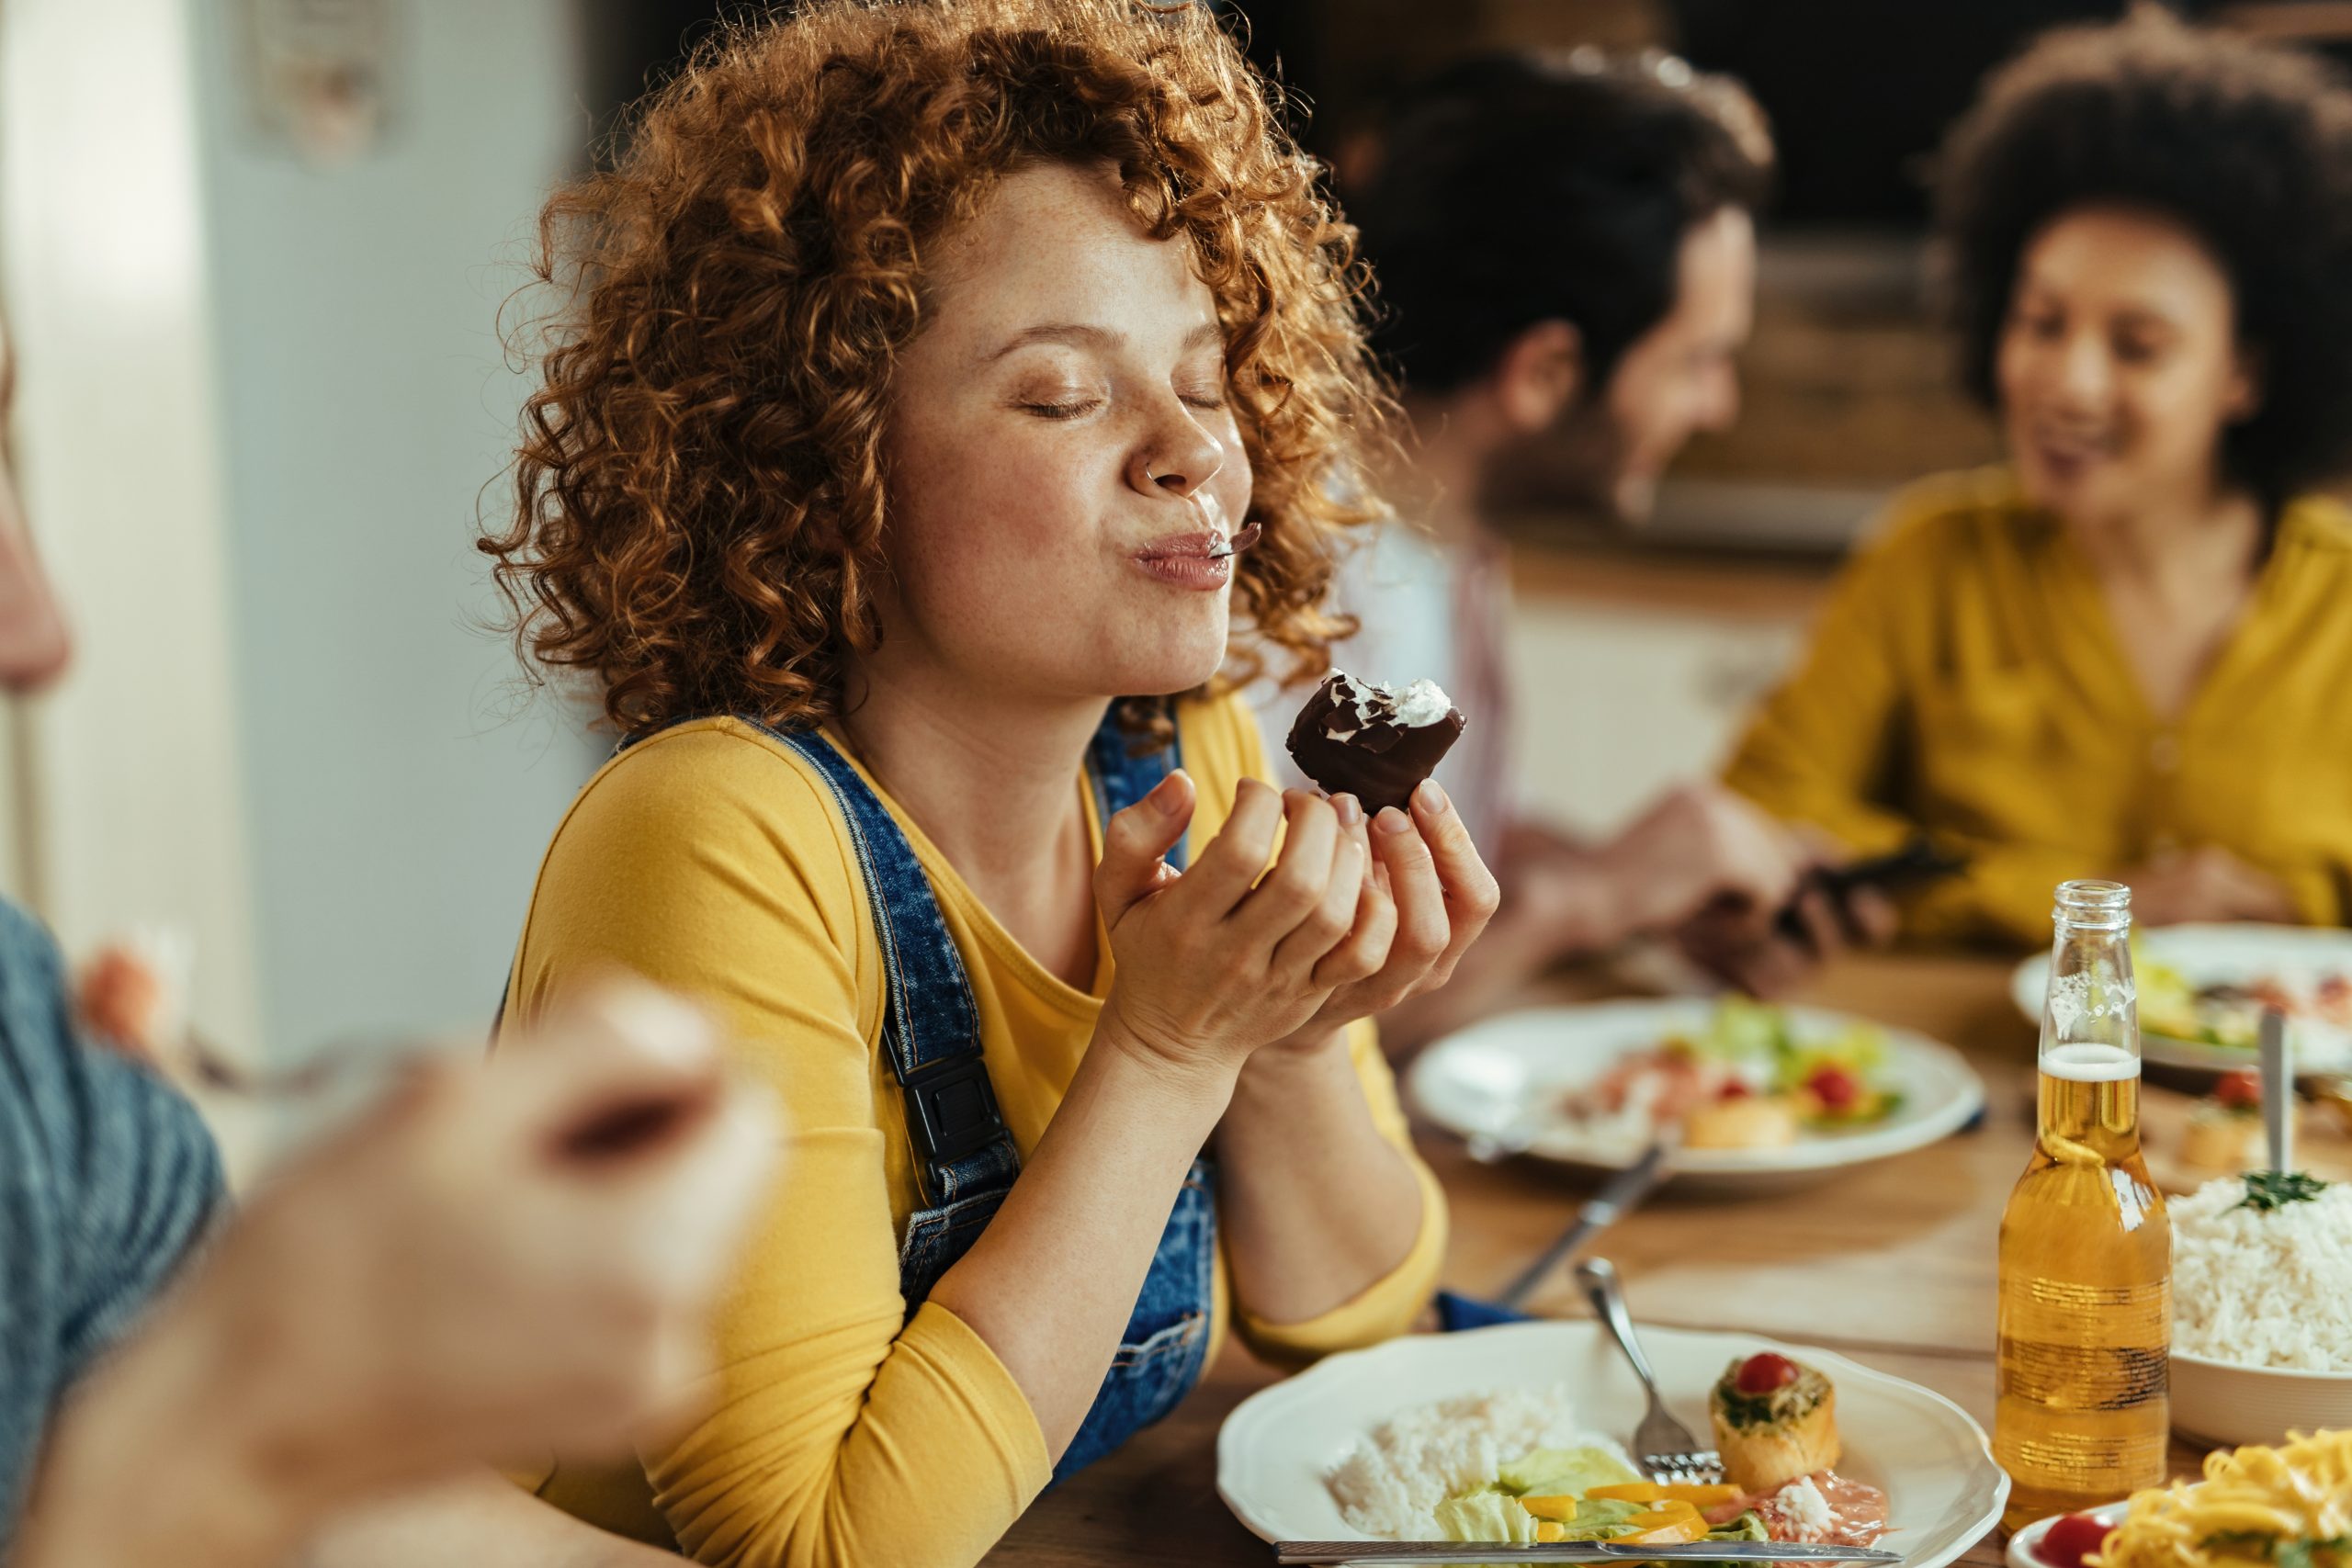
[1588,1483,1744,1508]
[1618,1501,1709,1545]
[1536,1521,1566,1542]
[1517,1495,1582,1522]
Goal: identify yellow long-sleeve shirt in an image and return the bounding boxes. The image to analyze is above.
[1724,467,2352,947]
[502,691,1446,1568]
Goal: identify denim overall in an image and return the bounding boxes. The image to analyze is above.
[715,706,1216,1481]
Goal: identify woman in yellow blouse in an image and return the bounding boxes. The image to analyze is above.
[1726,14,2352,947]
[475,5,1487,1566]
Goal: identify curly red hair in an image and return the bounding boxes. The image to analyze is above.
[481,0,1392,739]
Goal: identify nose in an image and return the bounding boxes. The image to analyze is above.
[2052,326,2111,409]
[1126,395,1227,501]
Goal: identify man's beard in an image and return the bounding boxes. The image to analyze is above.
[1491,393,1651,528]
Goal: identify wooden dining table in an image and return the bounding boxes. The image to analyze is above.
[988,950,2224,1568]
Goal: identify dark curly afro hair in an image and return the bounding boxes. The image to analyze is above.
[1937,10,2352,513]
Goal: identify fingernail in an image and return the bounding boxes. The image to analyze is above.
[1376,807,1413,835]
[1150,773,1186,815]
[1333,794,1363,827]
[1414,779,1448,815]
[596,981,717,1066]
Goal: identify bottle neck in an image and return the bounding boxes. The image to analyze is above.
[2038,920,2143,1158]
[2040,923,2140,1066]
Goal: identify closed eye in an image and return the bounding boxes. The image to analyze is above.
[1022,398,1103,421]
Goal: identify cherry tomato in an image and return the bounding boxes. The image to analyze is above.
[1718,1080,1753,1100]
[2036,1512,2114,1568]
[1807,1065,1860,1111]
[1734,1352,1799,1393]
[2214,1070,2261,1111]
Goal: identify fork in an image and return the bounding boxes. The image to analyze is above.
[1574,1257,1724,1485]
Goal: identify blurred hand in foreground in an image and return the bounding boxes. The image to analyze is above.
[17,976,776,1568]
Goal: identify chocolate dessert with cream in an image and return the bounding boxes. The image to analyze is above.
[1284,671,1466,814]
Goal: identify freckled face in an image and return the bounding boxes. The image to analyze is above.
[877,161,1254,705]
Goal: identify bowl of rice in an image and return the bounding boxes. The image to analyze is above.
[2168,1171,2352,1447]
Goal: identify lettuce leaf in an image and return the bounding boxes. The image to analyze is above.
[1698,996,1787,1064]
[1431,1492,1645,1545]
[1709,1511,1770,1541]
[1433,1491,1542,1544]
[1494,1446,1642,1498]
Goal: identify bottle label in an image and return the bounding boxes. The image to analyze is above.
[1996,1424,2172,1480]
[1997,1276,2169,1409]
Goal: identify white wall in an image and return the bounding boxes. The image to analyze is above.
[188,0,604,1058]
[0,0,266,1059]
[1508,598,1804,839]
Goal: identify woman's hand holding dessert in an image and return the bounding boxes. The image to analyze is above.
[1268,781,1501,1053]
[1094,773,1375,1081]
[1261,668,1500,1049]
[1095,768,1499,1075]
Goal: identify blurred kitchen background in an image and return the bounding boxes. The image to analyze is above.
[2,0,2345,1161]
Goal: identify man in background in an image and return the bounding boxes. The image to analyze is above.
[1271,51,1880,1051]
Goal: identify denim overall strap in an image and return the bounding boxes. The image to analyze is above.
[741,720,1021,1211]
[1086,707,1188,872]
[874,699,1216,1482]
[546,706,1215,1484]
[1055,703,1216,1478]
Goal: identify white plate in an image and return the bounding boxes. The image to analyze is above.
[1216,1319,2008,1568]
[1406,1000,1985,1188]
[2009,923,2352,1076]
[2005,1499,2128,1568]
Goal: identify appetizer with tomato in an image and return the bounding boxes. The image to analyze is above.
[1709,1350,1840,1495]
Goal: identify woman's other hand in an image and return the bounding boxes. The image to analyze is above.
[1588,784,1812,931]
[1670,823,1900,998]
[2124,844,2297,926]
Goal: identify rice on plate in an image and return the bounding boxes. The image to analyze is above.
[2172,1174,2352,1371]
[1325,1387,1629,1540]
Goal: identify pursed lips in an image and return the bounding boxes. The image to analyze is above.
[1133,530,1232,590]
[1136,530,1224,561]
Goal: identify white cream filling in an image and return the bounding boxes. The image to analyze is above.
[1325,669,1453,732]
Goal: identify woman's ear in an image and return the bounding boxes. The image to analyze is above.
[2224,341,2264,424]
[1490,319,1582,435]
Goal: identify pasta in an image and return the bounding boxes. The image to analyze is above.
[2097,1430,2350,1568]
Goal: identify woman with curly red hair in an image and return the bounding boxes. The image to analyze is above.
[481,3,1487,1563]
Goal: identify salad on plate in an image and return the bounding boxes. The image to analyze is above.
[2137,945,2352,1052]
[1327,1352,1892,1551]
[1560,999,1903,1153]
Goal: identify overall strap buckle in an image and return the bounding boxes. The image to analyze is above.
[899,1055,1010,1169]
